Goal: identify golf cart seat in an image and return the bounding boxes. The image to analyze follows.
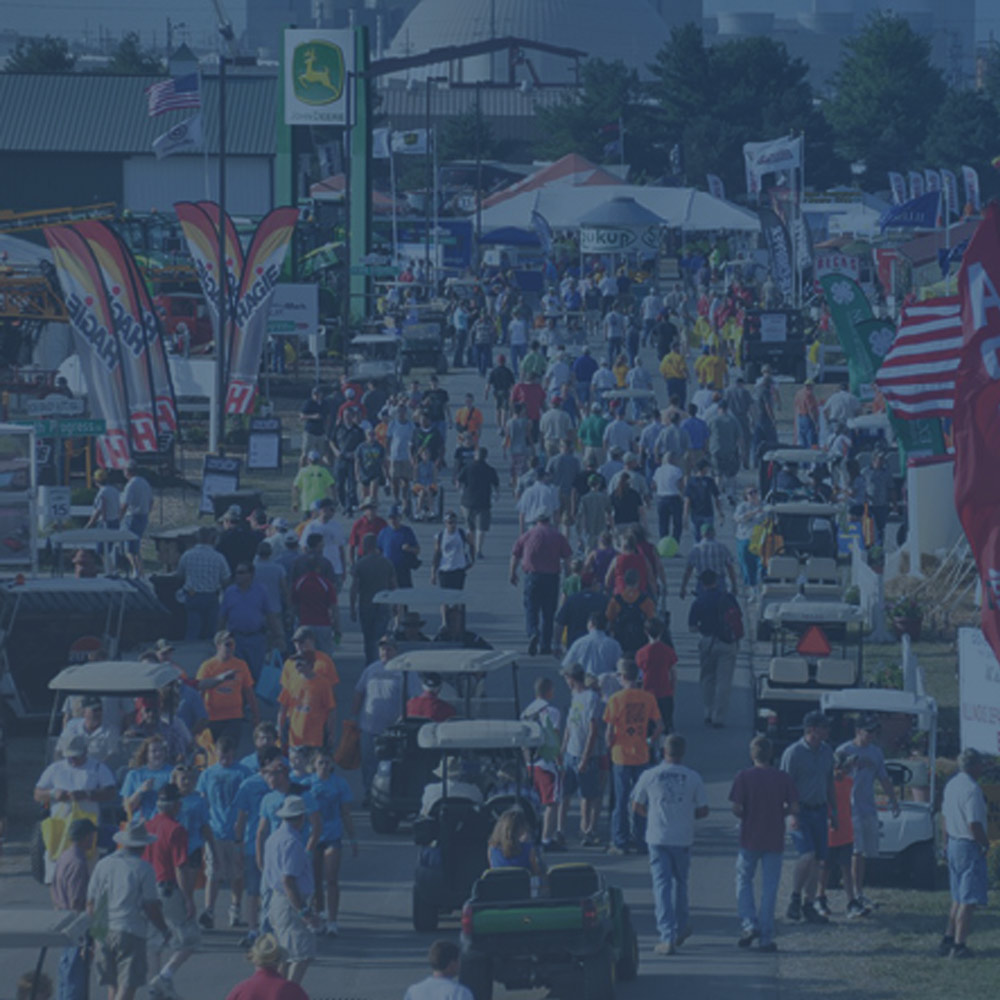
[761,556,800,602]
[803,557,841,598]
[473,867,532,902]
[815,658,856,686]
[769,657,810,685]
[548,863,601,899]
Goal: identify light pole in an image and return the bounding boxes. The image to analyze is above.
[423,75,447,283]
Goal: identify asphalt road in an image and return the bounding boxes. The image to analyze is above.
[0,334,783,1000]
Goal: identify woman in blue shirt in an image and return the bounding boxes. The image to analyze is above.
[120,735,174,820]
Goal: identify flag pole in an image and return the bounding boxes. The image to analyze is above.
[432,126,439,284]
[389,127,398,268]
[201,69,210,200]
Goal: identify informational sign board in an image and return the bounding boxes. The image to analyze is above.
[246,417,282,471]
[39,485,71,529]
[958,626,1000,755]
[580,226,659,254]
[199,455,242,515]
[284,29,354,126]
[13,418,106,437]
[267,284,319,337]
[814,253,861,282]
[759,313,788,343]
[26,396,85,417]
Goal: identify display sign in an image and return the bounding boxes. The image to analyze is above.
[199,455,242,515]
[958,626,1000,754]
[246,417,283,471]
[13,418,106,437]
[39,485,71,529]
[26,396,85,417]
[267,284,319,337]
[284,29,354,126]
[759,313,788,343]
[580,226,659,254]
[814,253,861,281]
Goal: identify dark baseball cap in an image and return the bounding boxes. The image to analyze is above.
[802,710,830,730]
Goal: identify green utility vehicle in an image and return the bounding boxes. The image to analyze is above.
[459,863,639,1000]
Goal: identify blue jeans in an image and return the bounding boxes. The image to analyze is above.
[796,414,817,447]
[336,457,357,511]
[736,849,782,946]
[475,343,493,377]
[59,943,88,1000]
[649,844,691,943]
[626,330,640,365]
[657,496,683,542]
[233,630,267,681]
[185,591,219,642]
[607,336,623,365]
[523,572,560,652]
[737,538,760,586]
[691,514,714,542]
[611,763,646,849]
[510,342,526,376]
[666,378,687,408]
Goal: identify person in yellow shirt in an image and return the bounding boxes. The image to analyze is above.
[612,353,629,388]
[660,345,688,407]
[292,452,336,517]
[278,655,336,749]
[705,346,727,391]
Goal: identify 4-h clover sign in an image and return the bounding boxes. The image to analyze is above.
[284,29,354,126]
[867,324,895,358]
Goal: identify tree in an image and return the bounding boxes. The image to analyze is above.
[647,27,841,194]
[982,42,1000,114]
[437,107,497,164]
[103,32,164,75]
[825,12,945,186]
[5,35,75,73]
[922,90,1000,204]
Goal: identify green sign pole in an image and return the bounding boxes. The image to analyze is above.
[349,26,371,323]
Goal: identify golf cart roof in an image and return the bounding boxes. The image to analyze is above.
[763,601,862,624]
[386,649,517,675]
[401,323,440,337]
[372,585,465,609]
[349,334,399,346]
[766,502,840,517]
[49,660,182,694]
[603,388,657,400]
[763,448,832,465]
[848,413,890,431]
[0,910,89,948]
[417,719,543,750]
[820,688,937,717]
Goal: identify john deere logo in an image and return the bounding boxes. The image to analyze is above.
[293,41,344,105]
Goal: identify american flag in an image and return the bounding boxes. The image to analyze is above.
[875,297,961,420]
[145,74,200,117]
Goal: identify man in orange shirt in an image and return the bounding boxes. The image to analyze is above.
[454,393,484,446]
[197,630,259,744]
[279,626,340,720]
[604,658,662,854]
[277,655,336,750]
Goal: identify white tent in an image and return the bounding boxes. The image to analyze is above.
[478,184,759,234]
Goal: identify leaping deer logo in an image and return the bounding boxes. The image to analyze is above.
[298,48,335,93]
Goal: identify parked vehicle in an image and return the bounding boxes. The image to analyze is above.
[154,293,213,353]
[345,334,402,393]
[400,322,448,375]
[742,309,806,382]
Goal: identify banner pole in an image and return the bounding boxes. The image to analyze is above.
[213,53,228,453]
[389,127,398,266]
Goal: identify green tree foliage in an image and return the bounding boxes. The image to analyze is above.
[982,42,1000,114]
[104,32,164,75]
[922,90,1000,203]
[647,26,841,194]
[437,107,497,164]
[5,35,75,73]
[825,12,945,185]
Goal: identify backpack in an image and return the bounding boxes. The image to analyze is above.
[685,475,714,516]
[523,703,561,763]
[612,593,650,654]
[719,592,744,644]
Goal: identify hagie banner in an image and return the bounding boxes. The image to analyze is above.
[43,226,132,467]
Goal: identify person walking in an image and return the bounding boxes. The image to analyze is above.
[793,379,820,448]
[658,342,688,407]
[653,453,685,544]
[457,447,500,558]
[349,534,396,664]
[121,460,154,577]
[404,940,474,1000]
[51,817,97,1000]
[218,563,278,681]
[176,527,231,641]
[687,570,740,727]
[431,511,476,590]
[196,631,259,745]
[679,525,739,598]
[559,664,603,846]
[708,399,742,498]
[631,733,708,954]
[683,460,724,541]
[733,487,765,587]
[510,511,572,657]
[724,377,754,469]
[729,736,799,952]
[376,505,420,589]
[86,818,170,1000]
[938,748,990,959]
[780,710,837,926]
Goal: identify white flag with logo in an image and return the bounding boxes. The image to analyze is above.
[392,129,429,155]
[153,113,202,159]
[743,135,803,192]
[961,165,980,213]
[372,127,391,160]
[706,174,725,201]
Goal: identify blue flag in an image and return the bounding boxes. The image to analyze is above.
[531,210,553,256]
[879,191,941,232]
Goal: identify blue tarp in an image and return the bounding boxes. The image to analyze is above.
[477,226,541,247]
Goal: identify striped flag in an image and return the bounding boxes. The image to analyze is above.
[145,73,200,117]
[875,297,961,419]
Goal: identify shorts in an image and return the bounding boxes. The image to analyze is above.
[510,452,530,479]
[438,569,466,590]
[185,846,204,870]
[158,883,202,949]
[531,764,562,806]
[302,431,326,456]
[791,804,829,861]
[243,854,262,896]
[391,460,412,481]
[463,506,491,532]
[948,839,988,906]
[269,892,317,963]
[318,838,343,852]
[826,842,853,870]
[124,513,148,554]
[205,839,243,884]
[96,930,147,991]
[563,754,600,800]
[852,813,880,858]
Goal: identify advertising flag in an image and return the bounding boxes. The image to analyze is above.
[924,169,942,193]
[530,209,554,257]
[941,169,960,218]
[759,207,794,301]
[43,227,131,468]
[226,208,298,414]
[145,73,200,116]
[391,129,429,155]
[372,127,391,160]
[153,113,202,159]
[955,204,1000,664]
[887,171,907,206]
[908,171,925,200]
[961,165,981,213]
[706,173,725,201]
[879,191,941,232]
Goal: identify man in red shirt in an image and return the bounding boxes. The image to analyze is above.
[636,617,677,734]
[510,374,547,444]
[405,673,457,721]
[144,783,200,998]
[347,500,388,567]
[510,511,573,656]
[291,559,340,655]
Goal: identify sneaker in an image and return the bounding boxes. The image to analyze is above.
[802,902,829,925]
[858,893,878,911]
[786,895,802,921]
[606,845,627,856]
[846,899,866,920]
[325,921,339,937]
[653,941,675,955]
[950,944,974,959]
[937,935,955,957]
[738,928,758,948]
[814,896,831,918]
[528,634,539,656]
[148,975,178,1000]
[676,925,693,946]
[758,942,778,953]
[228,906,246,929]
[581,833,602,847]
[198,910,214,930]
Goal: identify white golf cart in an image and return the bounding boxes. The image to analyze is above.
[0,910,91,1000]
[820,687,939,889]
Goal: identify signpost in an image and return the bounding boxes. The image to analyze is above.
[12,418,106,486]
[246,417,283,471]
[199,455,242,515]
[283,29,354,127]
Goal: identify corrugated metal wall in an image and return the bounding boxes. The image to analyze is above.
[123,155,273,216]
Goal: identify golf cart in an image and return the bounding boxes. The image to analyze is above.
[345,333,402,393]
[757,553,844,628]
[820,688,940,889]
[30,659,183,882]
[742,308,807,382]
[411,719,543,931]
[0,910,91,1000]
[761,502,840,562]
[400,321,448,375]
[759,447,835,502]
[754,601,864,756]
[460,863,639,1000]
[602,388,657,420]
[369,648,521,834]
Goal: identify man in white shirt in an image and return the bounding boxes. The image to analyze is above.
[122,460,154,577]
[653,454,685,544]
[603,414,636,455]
[821,383,861,434]
[517,469,560,533]
[562,613,622,680]
[419,756,483,816]
[641,288,662,346]
[386,404,416,504]
[522,677,564,851]
[632,733,709,954]
[302,499,347,584]
[939,749,989,959]
[404,940,474,1000]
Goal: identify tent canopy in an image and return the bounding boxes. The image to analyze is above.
[482,152,625,210]
[477,226,540,247]
[577,196,665,228]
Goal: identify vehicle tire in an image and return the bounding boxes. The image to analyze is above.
[459,953,494,1000]
[581,944,616,1000]
[369,806,399,835]
[412,887,439,932]
[30,822,45,884]
[905,840,938,890]
[616,906,640,981]
[436,353,448,375]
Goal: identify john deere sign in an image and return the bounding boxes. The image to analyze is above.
[284,29,354,126]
